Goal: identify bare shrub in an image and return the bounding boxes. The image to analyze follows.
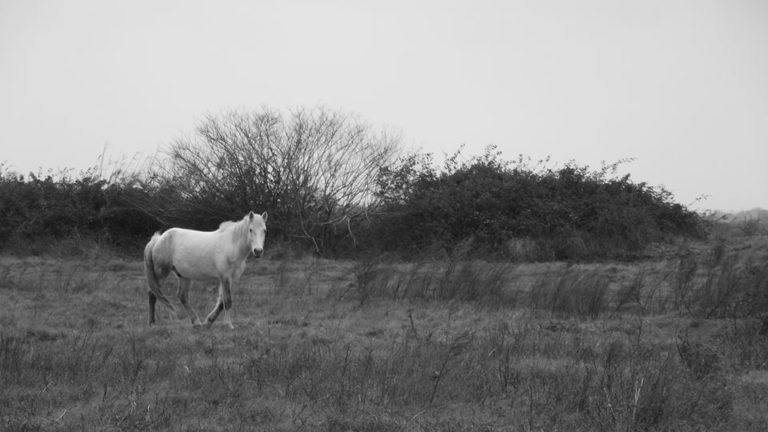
[140,106,400,254]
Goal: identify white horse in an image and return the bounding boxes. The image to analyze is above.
[143,211,267,328]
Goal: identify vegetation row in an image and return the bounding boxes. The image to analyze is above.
[1,107,702,259]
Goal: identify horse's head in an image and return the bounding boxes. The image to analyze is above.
[246,211,268,258]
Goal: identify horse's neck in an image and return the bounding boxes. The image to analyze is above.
[228,220,250,260]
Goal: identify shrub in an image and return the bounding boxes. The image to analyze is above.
[373,146,701,260]
[0,165,157,251]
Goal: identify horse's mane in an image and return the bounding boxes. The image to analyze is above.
[217,217,248,239]
[217,220,239,231]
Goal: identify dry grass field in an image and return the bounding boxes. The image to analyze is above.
[2,236,768,431]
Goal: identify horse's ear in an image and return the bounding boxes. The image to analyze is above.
[249,211,254,220]
[262,212,268,223]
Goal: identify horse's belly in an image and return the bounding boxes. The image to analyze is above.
[174,262,219,280]
[170,249,219,280]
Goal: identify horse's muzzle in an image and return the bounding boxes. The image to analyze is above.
[252,248,264,258]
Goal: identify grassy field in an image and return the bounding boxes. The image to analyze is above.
[2,236,768,431]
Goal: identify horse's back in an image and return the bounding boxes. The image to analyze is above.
[160,228,227,280]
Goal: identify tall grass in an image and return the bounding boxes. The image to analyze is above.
[529,268,609,319]
[2,236,767,430]
[0,254,129,294]
[349,235,768,322]
[352,256,616,320]
[352,256,516,307]
[232,320,735,431]
[668,245,768,320]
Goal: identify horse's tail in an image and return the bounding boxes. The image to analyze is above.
[144,232,175,312]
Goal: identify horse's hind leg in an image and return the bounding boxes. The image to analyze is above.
[148,291,157,325]
[177,277,202,327]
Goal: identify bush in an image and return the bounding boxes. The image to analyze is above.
[373,146,701,260]
[0,165,157,252]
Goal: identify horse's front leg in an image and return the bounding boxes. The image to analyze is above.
[206,278,234,329]
[222,277,235,329]
[205,280,224,327]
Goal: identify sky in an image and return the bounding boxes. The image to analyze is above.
[1,0,767,211]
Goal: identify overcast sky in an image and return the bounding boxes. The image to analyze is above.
[1,0,766,211]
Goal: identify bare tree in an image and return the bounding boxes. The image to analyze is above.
[142,106,401,252]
